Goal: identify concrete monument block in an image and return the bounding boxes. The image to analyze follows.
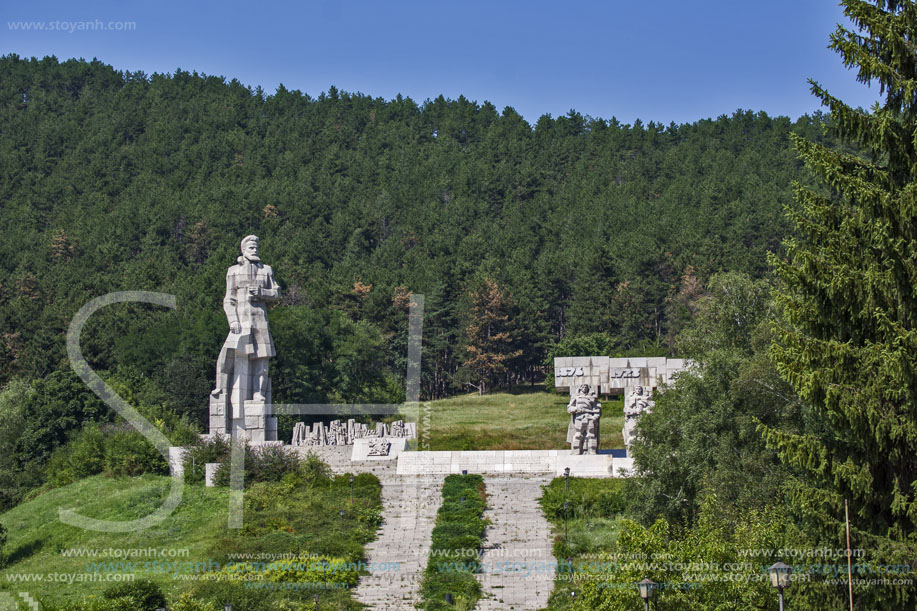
[205,463,220,487]
[168,447,189,477]
[556,356,691,396]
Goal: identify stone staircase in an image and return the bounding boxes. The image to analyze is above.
[295,447,560,609]
[354,475,445,610]
[475,476,556,610]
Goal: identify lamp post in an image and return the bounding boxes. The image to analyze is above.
[224,604,233,611]
[313,593,319,610]
[349,474,355,505]
[767,561,792,611]
[769,561,791,611]
[563,466,570,503]
[339,508,346,536]
[637,577,655,611]
[563,501,569,540]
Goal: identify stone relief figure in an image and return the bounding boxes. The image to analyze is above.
[208,235,281,442]
[367,438,391,456]
[622,385,654,452]
[566,383,601,455]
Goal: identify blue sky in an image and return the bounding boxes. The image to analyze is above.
[2,0,882,125]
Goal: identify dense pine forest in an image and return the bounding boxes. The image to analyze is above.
[0,53,838,517]
[0,54,828,404]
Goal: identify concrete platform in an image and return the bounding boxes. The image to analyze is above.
[396,450,634,477]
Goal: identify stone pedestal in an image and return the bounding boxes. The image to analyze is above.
[228,400,277,444]
[205,463,220,487]
[208,396,229,437]
[168,446,189,477]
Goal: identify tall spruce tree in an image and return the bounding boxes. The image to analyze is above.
[764,0,917,606]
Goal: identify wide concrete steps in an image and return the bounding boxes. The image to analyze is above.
[475,476,556,611]
[354,475,445,610]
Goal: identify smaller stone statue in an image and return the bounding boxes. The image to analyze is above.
[567,384,601,455]
[623,385,654,452]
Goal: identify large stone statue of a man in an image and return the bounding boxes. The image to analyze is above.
[567,384,601,455]
[208,235,281,442]
[622,385,653,453]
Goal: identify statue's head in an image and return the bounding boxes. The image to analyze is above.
[634,385,644,395]
[240,235,260,262]
[578,384,590,395]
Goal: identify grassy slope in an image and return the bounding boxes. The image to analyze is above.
[0,475,221,604]
[0,473,379,609]
[418,389,625,451]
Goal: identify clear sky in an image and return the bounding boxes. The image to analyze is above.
[2,0,883,125]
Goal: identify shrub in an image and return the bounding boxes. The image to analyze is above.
[183,435,231,484]
[211,553,360,586]
[299,450,333,484]
[540,477,625,521]
[44,424,170,486]
[45,424,106,486]
[62,597,143,611]
[248,444,301,483]
[213,442,303,487]
[102,579,166,611]
[103,431,168,477]
[169,591,220,611]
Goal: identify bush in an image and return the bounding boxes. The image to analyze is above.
[248,444,301,483]
[169,591,220,611]
[45,424,170,486]
[213,442,303,487]
[103,430,168,477]
[45,424,106,486]
[102,579,166,611]
[61,597,143,611]
[540,477,625,521]
[183,435,231,484]
[299,450,333,484]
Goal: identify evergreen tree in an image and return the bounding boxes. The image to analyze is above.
[455,278,521,395]
[764,1,917,606]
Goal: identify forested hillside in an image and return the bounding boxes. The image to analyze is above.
[0,54,827,407]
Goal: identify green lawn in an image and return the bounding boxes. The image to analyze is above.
[413,389,624,451]
[0,471,381,610]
